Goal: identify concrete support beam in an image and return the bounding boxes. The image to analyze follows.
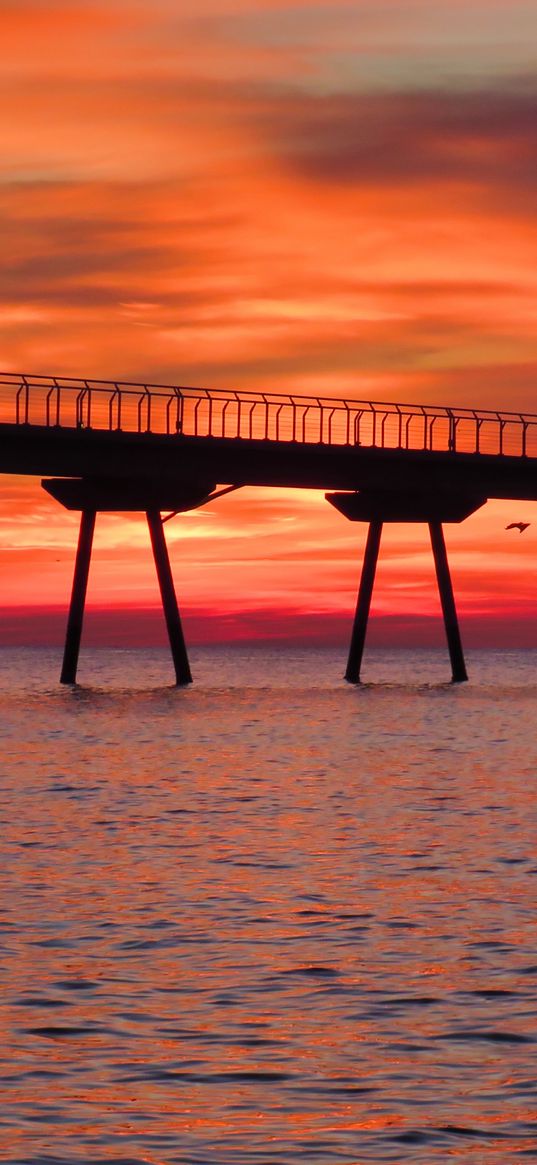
[60,509,96,684]
[429,521,468,683]
[147,510,192,686]
[345,520,383,684]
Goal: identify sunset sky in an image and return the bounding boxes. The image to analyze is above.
[1,0,537,645]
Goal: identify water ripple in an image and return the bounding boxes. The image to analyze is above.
[2,646,537,1163]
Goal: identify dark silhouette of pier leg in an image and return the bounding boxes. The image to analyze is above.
[146,509,192,685]
[60,508,96,684]
[429,521,468,683]
[345,520,383,683]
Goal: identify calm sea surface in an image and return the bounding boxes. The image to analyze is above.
[1,645,537,1164]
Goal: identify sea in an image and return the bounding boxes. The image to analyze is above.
[1,644,537,1165]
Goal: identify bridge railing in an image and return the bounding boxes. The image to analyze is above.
[1,372,537,459]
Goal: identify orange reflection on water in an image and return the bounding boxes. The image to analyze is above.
[2,649,537,1161]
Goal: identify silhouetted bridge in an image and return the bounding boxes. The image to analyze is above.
[1,372,536,684]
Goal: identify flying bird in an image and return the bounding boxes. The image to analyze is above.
[505,522,530,533]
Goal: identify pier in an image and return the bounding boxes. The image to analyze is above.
[1,372,536,683]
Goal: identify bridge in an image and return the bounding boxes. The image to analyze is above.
[1,371,536,684]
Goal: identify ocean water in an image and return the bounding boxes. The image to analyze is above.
[1,644,537,1164]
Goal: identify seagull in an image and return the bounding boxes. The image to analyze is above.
[505,522,530,533]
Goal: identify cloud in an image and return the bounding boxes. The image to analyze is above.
[0,178,241,313]
[252,81,537,208]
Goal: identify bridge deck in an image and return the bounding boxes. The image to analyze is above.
[1,372,537,500]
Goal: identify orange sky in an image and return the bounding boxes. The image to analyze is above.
[1,0,537,644]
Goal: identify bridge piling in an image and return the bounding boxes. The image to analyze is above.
[146,510,192,686]
[345,520,383,683]
[60,509,96,684]
[328,491,479,683]
[429,522,468,683]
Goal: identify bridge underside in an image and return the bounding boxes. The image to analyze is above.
[42,476,217,513]
[41,474,484,686]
